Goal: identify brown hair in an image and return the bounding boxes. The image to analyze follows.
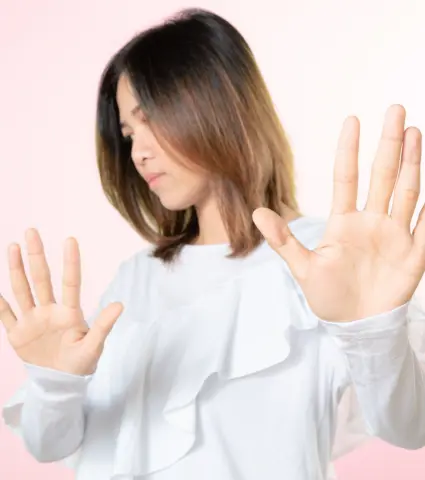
[95,8,299,262]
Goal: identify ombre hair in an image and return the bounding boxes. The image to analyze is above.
[95,8,299,262]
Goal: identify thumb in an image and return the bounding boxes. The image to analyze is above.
[83,302,124,353]
[252,208,311,279]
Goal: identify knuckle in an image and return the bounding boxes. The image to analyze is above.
[404,188,420,201]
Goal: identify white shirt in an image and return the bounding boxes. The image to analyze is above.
[3,216,425,480]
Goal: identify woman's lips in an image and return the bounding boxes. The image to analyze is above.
[145,173,164,186]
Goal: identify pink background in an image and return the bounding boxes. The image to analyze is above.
[1,0,425,478]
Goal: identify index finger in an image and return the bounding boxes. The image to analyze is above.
[25,229,56,306]
[331,116,360,215]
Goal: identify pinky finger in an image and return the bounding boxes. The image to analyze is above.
[413,203,425,257]
[0,295,18,333]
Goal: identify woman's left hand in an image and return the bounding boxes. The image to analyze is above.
[253,105,424,322]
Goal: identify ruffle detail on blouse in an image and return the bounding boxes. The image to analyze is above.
[1,254,323,479]
[109,258,319,478]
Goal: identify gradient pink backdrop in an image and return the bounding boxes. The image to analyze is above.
[1,0,425,479]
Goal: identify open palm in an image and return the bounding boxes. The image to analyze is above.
[0,230,123,375]
[254,105,425,322]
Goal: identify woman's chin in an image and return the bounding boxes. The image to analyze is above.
[157,195,194,212]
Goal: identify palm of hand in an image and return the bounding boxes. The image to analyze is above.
[8,303,90,372]
[254,105,424,322]
[301,212,418,321]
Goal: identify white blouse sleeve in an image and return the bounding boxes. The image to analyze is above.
[2,263,123,464]
[324,293,425,454]
[16,365,92,463]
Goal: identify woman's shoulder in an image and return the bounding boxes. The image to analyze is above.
[119,244,157,275]
[96,245,158,307]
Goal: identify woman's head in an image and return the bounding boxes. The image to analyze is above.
[96,8,299,262]
[115,74,213,212]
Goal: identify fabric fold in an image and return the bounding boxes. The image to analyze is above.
[110,259,319,477]
[3,255,323,479]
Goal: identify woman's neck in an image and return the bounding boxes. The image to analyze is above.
[194,197,229,245]
[193,198,301,247]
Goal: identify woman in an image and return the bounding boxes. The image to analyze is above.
[2,8,425,480]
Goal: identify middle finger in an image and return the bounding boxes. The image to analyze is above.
[25,229,56,306]
[365,104,406,214]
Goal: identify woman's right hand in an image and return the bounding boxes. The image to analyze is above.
[0,229,123,376]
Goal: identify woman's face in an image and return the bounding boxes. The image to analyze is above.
[116,74,211,211]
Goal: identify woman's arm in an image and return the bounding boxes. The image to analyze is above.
[2,258,126,464]
[324,294,425,451]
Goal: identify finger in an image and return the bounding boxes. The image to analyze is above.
[0,294,18,333]
[413,181,425,258]
[365,104,406,214]
[8,243,35,312]
[62,238,81,309]
[391,127,422,229]
[83,302,124,353]
[252,207,311,280]
[331,116,360,214]
[25,229,55,305]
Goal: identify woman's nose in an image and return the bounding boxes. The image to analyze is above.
[131,140,154,166]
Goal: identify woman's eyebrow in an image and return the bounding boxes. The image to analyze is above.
[120,105,143,128]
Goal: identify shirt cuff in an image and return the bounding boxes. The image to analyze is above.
[319,302,409,338]
[24,363,92,400]
[320,303,410,384]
